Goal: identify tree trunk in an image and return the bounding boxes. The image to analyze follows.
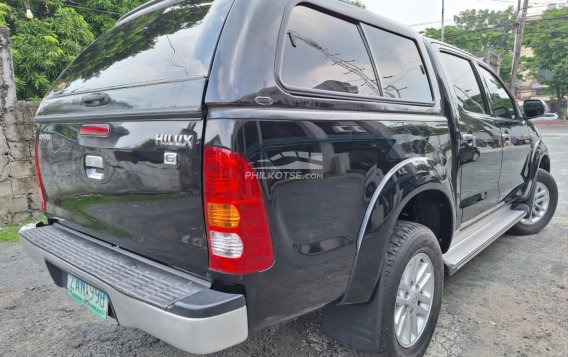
[0,27,18,111]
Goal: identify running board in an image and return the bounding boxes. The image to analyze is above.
[443,205,528,275]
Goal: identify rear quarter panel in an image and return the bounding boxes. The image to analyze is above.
[204,111,453,329]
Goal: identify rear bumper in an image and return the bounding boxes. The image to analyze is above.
[19,223,248,355]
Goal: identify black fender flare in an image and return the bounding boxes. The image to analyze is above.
[520,139,548,202]
[340,157,455,305]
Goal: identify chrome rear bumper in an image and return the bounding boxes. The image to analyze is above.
[20,223,248,354]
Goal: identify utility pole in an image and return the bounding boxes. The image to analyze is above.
[441,0,445,42]
[510,0,529,97]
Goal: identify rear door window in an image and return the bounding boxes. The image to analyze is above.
[281,6,380,97]
[49,0,233,97]
[362,25,432,102]
[439,53,486,114]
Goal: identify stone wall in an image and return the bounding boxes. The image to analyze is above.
[1,27,41,225]
[0,101,41,225]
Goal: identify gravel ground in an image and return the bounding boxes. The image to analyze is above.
[1,128,567,357]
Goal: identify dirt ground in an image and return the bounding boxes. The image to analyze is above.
[1,127,567,357]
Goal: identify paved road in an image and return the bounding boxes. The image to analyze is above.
[1,126,567,356]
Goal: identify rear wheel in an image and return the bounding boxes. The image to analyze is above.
[509,169,557,235]
[371,221,443,356]
[322,221,444,356]
[394,253,436,348]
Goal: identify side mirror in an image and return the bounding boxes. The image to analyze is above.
[493,106,511,119]
[523,100,546,119]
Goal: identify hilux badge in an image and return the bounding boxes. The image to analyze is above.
[155,134,194,148]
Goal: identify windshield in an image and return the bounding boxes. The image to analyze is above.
[48,0,232,97]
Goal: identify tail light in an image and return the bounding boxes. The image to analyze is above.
[34,138,46,212]
[203,147,274,274]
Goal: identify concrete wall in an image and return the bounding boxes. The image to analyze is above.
[0,101,41,225]
[1,27,41,225]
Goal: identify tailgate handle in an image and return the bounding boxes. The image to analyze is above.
[85,155,105,180]
[82,93,110,107]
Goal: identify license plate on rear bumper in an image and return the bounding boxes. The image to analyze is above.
[67,273,109,320]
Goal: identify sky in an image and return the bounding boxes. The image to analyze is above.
[360,0,563,30]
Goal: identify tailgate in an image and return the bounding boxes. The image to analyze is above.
[37,117,207,275]
[34,0,235,276]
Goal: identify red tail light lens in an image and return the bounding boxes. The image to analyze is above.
[203,146,274,274]
[79,124,110,137]
[34,138,46,212]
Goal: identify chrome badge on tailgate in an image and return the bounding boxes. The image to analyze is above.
[155,134,194,149]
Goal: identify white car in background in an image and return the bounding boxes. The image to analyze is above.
[531,113,559,121]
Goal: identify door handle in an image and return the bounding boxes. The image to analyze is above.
[82,93,110,107]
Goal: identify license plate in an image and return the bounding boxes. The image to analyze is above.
[67,273,109,320]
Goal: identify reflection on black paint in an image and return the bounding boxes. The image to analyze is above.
[440,53,486,114]
[457,110,503,221]
[39,120,208,274]
[49,0,232,96]
[225,119,451,258]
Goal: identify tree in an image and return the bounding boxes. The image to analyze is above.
[0,3,12,27]
[523,7,568,113]
[9,8,94,100]
[422,7,516,83]
[348,0,366,9]
[1,0,146,100]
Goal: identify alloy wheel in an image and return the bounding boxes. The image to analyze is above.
[394,253,435,348]
[521,182,550,225]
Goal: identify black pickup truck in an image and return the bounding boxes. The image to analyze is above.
[20,0,558,355]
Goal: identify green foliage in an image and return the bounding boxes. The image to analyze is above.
[0,3,14,27]
[348,0,366,9]
[524,8,568,102]
[453,8,515,31]
[10,8,93,100]
[422,7,516,82]
[2,0,146,101]
[0,215,47,243]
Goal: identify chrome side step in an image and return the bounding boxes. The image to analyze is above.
[443,205,527,275]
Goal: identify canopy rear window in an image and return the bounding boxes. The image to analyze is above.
[49,0,232,97]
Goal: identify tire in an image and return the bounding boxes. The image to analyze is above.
[322,221,444,356]
[509,169,558,236]
[362,221,444,357]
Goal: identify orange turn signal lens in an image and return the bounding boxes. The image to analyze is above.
[207,203,240,228]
